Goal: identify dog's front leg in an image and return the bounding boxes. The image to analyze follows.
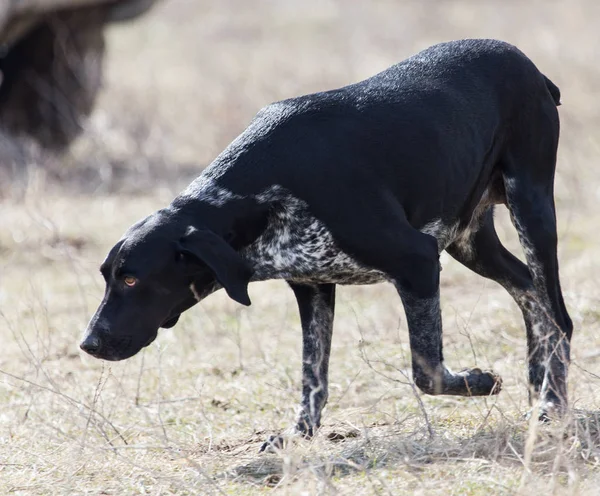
[393,231,502,397]
[260,282,335,452]
[291,282,336,437]
[398,285,502,396]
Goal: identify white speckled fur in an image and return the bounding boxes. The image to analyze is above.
[242,186,388,285]
[420,186,494,257]
[420,219,461,252]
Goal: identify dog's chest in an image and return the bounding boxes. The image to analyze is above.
[242,200,387,285]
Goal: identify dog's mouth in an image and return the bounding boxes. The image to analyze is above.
[160,314,180,329]
[96,316,176,360]
[83,335,137,361]
[158,296,199,330]
[142,328,159,348]
[106,332,158,360]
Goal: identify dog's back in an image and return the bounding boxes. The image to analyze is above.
[204,39,558,232]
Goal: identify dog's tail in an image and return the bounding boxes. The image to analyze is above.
[543,74,561,106]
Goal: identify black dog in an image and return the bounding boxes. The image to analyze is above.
[81,39,572,444]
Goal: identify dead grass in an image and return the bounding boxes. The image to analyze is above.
[2,0,600,494]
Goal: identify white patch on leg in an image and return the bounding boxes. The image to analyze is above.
[532,322,543,338]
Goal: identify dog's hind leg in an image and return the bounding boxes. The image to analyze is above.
[260,282,335,451]
[447,208,570,416]
[499,148,572,416]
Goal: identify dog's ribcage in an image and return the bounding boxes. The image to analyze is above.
[242,194,387,285]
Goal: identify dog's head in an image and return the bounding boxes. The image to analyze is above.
[80,209,253,361]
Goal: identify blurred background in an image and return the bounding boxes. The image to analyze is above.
[1,0,600,494]
[2,0,599,202]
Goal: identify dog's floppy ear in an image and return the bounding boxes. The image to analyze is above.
[178,226,253,306]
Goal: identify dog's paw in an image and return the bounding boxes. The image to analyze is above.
[524,399,566,422]
[259,434,286,454]
[258,424,315,454]
[457,368,502,396]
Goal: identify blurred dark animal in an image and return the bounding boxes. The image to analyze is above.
[81,39,571,449]
[0,0,157,150]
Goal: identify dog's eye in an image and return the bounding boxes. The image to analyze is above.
[123,276,137,287]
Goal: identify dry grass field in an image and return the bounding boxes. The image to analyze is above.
[2,0,600,494]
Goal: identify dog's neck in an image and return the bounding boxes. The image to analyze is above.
[169,193,270,251]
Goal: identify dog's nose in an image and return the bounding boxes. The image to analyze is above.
[80,335,101,354]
